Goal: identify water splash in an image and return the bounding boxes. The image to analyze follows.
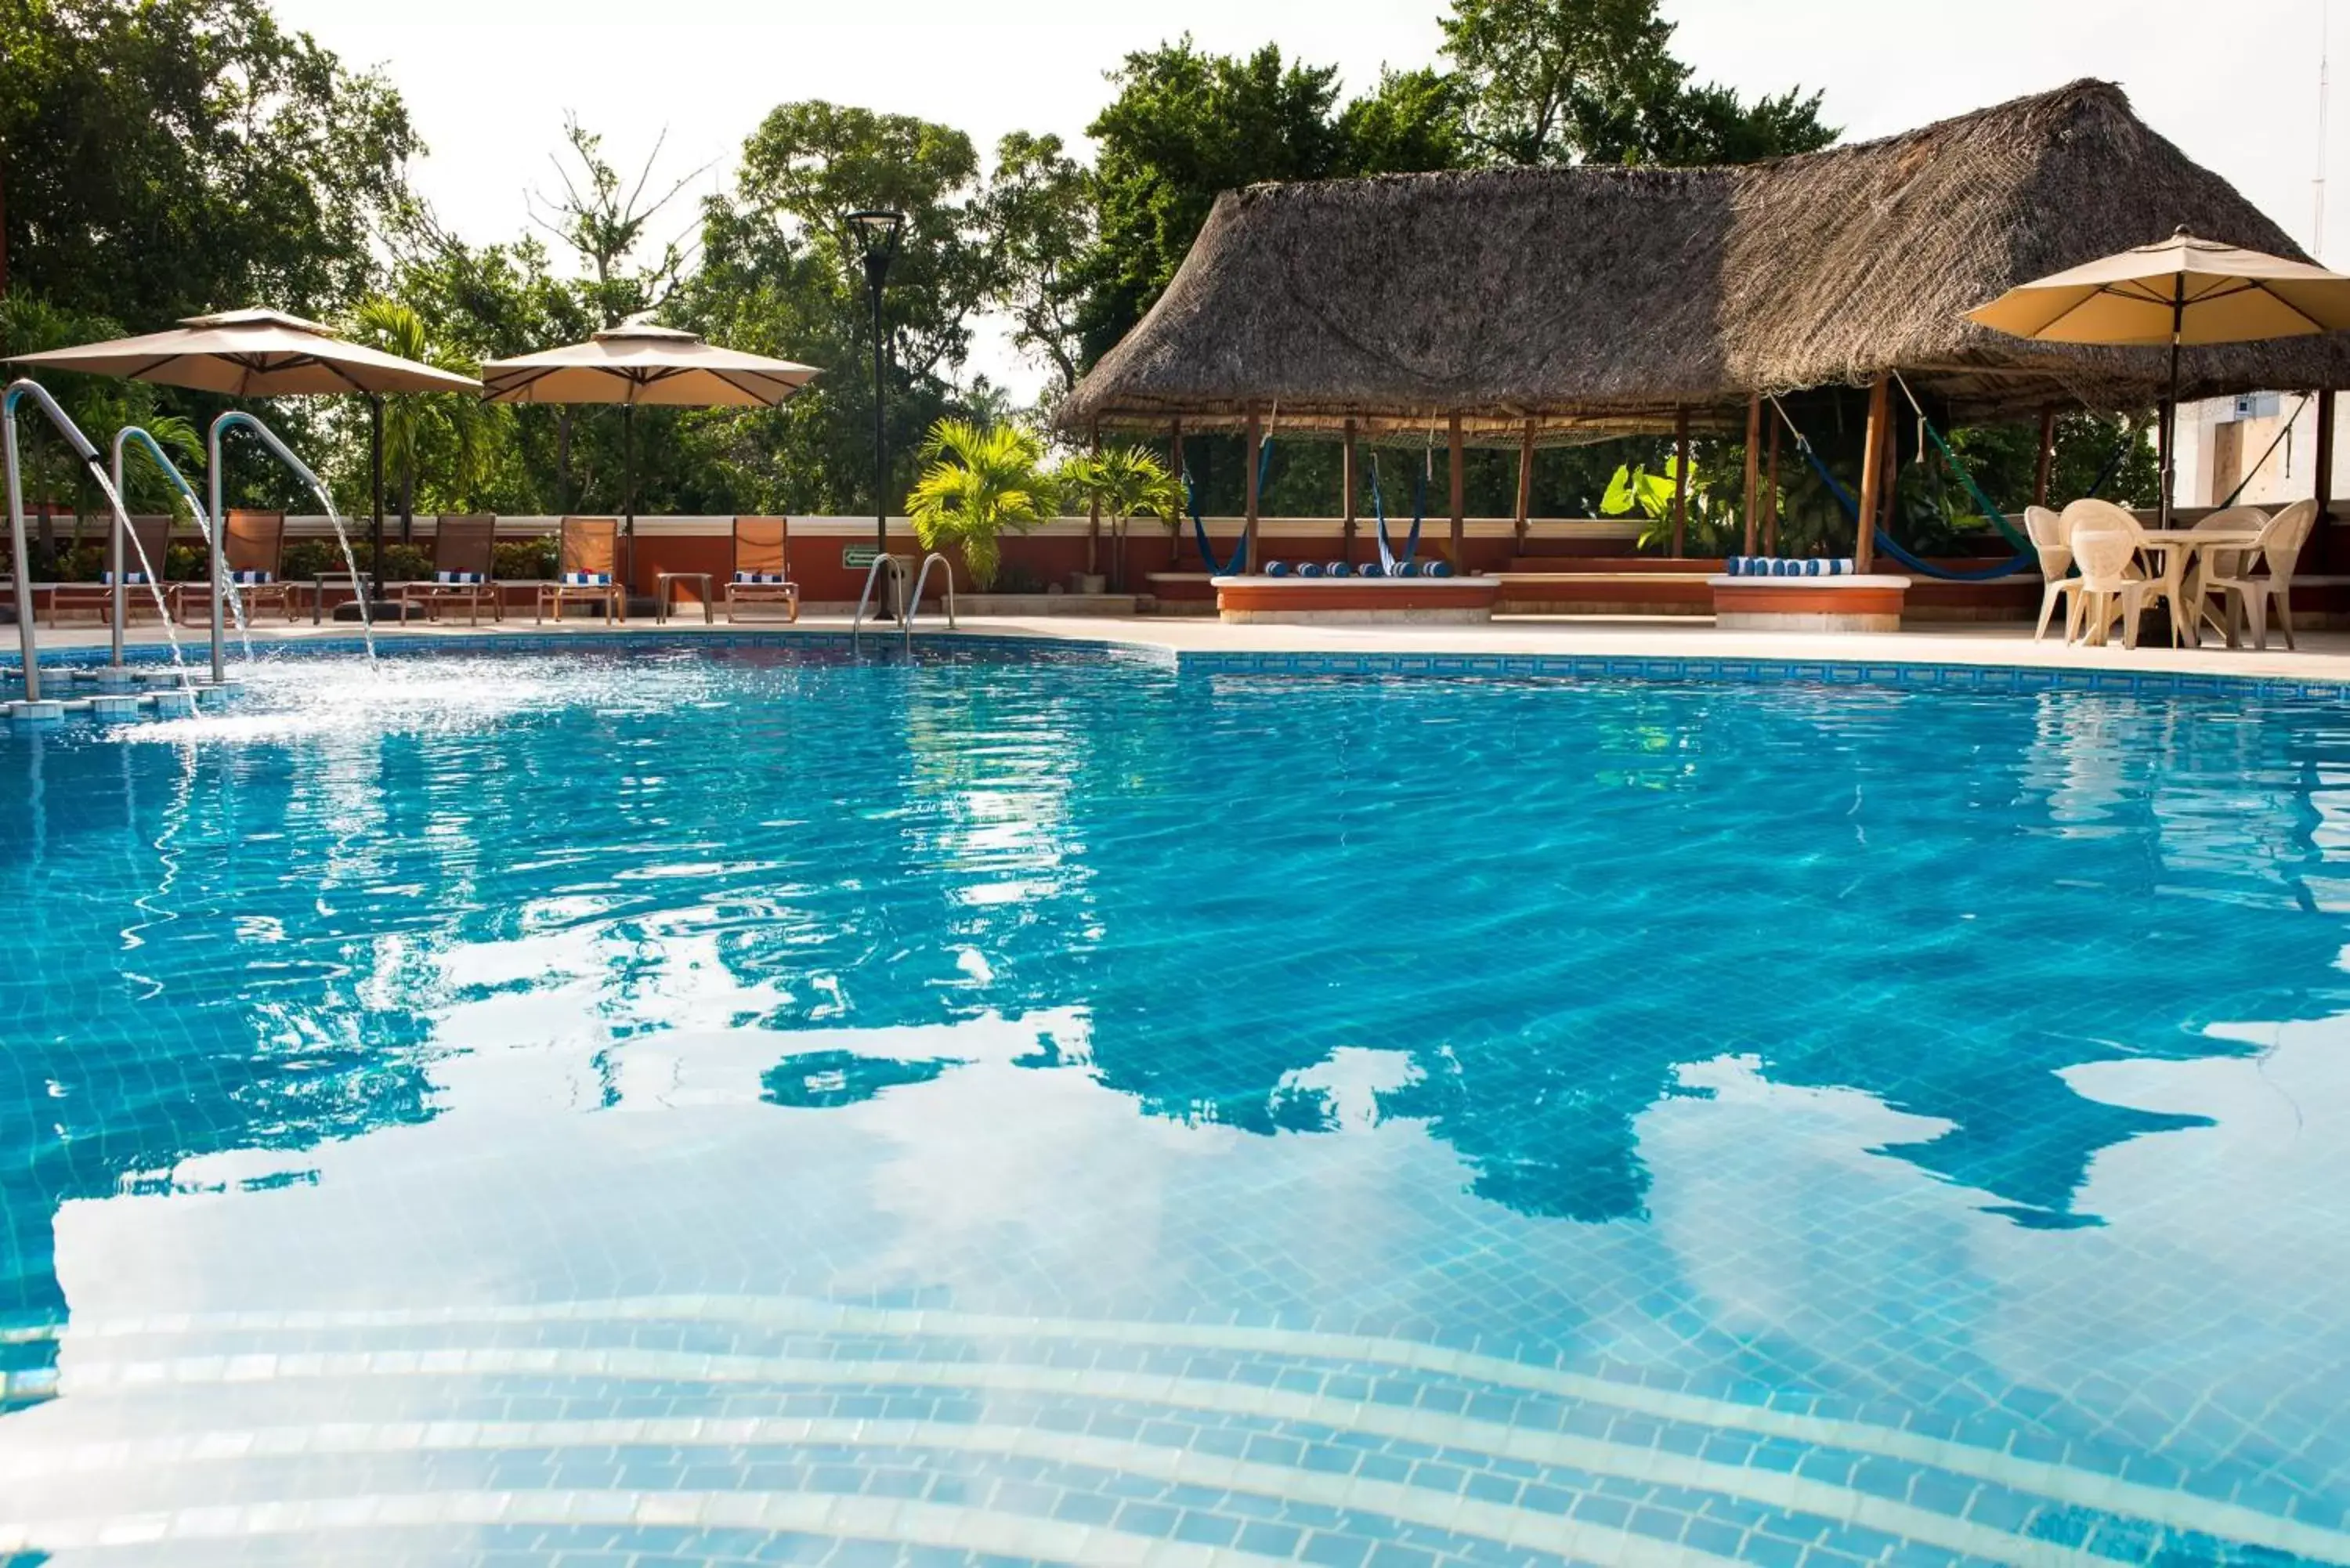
[84,466,192,687]
[307,483,377,670]
[179,500,252,665]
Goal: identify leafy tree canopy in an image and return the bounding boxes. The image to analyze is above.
[0,0,418,321]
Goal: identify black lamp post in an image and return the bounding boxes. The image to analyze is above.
[847,209,906,570]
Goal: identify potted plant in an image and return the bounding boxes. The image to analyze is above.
[1057,444,1187,593]
[907,417,1057,596]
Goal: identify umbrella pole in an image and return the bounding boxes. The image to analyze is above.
[371,393,386,612]
[2160,283,2183,530]
[624,400,634,612]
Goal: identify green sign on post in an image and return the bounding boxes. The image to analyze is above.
[843,544,884,569]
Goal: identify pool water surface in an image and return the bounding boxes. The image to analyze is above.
[1,644,2347,1566]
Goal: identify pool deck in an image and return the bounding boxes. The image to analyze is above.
[24,613,2350,685]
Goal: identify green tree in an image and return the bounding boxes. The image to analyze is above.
[1438,0,1832,167]
[674,101,990,518]
[1335,68,1470,176]
[1057,443,1187,591]
[346,297,496,538]
[0,0,418,320]
[978,132,1094,406]
[907,418,1056,590]
[527,117,704,330]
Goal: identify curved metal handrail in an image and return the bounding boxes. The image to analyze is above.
[4,379,108,702]
[208,410,336,684]
[111,426,214,673]
[904,551,957,650]
[850,551,909,650]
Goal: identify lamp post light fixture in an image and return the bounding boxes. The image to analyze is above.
[847,208,906,572]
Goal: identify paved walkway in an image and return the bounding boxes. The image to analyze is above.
[20,612,2350,685]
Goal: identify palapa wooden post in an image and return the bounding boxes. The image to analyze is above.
[1448,414,1466,567]
[2033,405,2055,507]
[1670,406,1691,557]
[1169,418,1185,568]
[1764,417,1781,555]
[1086,421,1101,577]
[1855,377,1889,574]
[1741,395,1762,556]
[2316,388,2338,571]
[1243,408,1264,575]
[1514,420,1535,553]
[1342,419,1358,566]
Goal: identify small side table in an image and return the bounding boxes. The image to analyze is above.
[655,571,714,625]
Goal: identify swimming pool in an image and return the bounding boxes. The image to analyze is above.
[1,641,2345,1566]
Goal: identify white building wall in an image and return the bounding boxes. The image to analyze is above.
[2175,392,2346,508]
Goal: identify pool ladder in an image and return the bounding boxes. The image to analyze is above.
[850,551,957,652]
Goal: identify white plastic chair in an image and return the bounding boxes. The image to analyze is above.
[2062,497,2186,645]
[2204,498,2318,649]
[2067,516,2148,648]
[2023,505,2080,642]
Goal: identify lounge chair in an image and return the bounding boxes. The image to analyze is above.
[724,516,801,623]
[399,515,501,625]
[49,514,172,627]
[2066,512,2149,647]
[2204,499,2318,650]
[173,510,294,624]
[2023,505,2078,641]
[534,516,624,624]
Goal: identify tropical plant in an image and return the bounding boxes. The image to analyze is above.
[906,419,1058,591]
[1056,445,1187,591]
[349,297,493,539]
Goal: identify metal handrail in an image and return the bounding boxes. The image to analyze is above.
[4,379,108,702]
[904,551,957,649]
[111,426,214,673]
[849,551,909,649]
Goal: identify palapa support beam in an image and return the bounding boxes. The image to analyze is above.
[1342,419,1358,566]
[1086,421,1101,576]
[1448,414,1466,566]
[1670,406,1691,557]
[2034,405,2055,507]
[1741,395,1762,556]
[1243,407,1264,574]
[1514,420,1535,551]
[1169,417,1184,567]
[1855,376,1889,574]
[1764,417,1781,555]
[2318,388,2339,569]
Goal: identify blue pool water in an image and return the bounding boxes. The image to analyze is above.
[1,642,2347,1566]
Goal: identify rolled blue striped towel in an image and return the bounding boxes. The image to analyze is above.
[228,569,273,585]
[436,570,485,584]
[733,571,789,584]
[562,571,612,586]
[100,571,148,586]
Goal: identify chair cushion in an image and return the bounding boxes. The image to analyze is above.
[732,571,790,585]
[228,569,273,585]
[562,572,612,586]
[436,569,486,585]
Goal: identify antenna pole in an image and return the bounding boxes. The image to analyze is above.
[2320,0,2332,260]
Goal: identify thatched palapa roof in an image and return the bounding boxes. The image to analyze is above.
[1061,81,2350,441]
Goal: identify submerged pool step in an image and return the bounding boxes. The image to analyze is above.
[5,1306,2336,1568]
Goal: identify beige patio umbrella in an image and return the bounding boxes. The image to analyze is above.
[1967,229,2350,524]
[9,307,483,664]
[479,323,819,584]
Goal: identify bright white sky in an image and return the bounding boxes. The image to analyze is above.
[277,0,2340,398]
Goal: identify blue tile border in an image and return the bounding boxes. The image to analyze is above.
[2,626,2343,703]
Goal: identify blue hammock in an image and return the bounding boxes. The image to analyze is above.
[1784,433,2039,582]
[1184,434,1280,576]
[1366,451,1428,573]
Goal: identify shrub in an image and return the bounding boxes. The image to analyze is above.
[494,538,558,580]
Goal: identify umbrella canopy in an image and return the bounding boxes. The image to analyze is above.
[9,308,483,396]
[1967,231,2350,345]
[479,323,818,407]
[1968,230,2350,523]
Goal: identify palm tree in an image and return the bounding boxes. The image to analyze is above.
[1057,444,1187,592]
[906,418,1058,591]
[349,298,491,542]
